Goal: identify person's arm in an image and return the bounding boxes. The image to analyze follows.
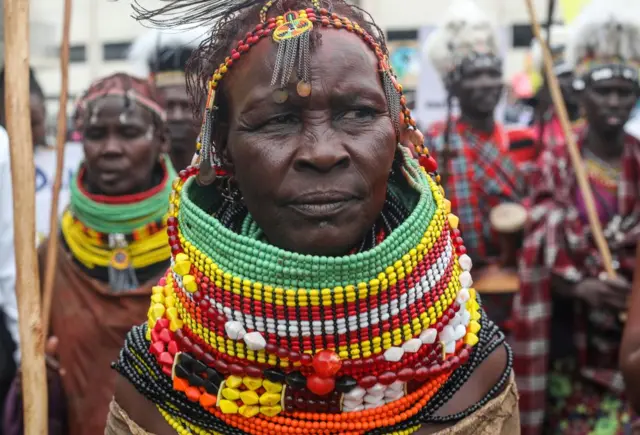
[620,243,640,414]
[0,127,19,364]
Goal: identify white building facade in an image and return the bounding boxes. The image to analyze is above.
[30,0,557,124]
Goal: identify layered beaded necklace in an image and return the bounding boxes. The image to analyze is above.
[115,149,511,434]
[62,155,175,291]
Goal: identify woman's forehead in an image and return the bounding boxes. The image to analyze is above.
[225,29,381,102]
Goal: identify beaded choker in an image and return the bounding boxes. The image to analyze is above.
[63,155,176,291]
[114,149,508,434]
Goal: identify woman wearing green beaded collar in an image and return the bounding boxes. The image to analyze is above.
[108,1,518,434]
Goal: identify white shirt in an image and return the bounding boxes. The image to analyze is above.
[34,142,84,244]
[0,126,19,363]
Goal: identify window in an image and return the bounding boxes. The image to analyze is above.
[511,24,533,48]
[68,45,86,63]
[387,30,418,42]
[103,42,131,61]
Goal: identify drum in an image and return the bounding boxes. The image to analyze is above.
[474,202,527,331]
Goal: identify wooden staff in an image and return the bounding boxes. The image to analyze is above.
[42,0,72,336]
[3,0,49,433]
[524,0,616,277]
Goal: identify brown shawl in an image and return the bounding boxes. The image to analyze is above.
[41,242,163,435]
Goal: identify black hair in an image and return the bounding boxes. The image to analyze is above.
[0,66,45,127]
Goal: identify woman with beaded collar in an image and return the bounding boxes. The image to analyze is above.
[108,1,518,434]
[3,73,176,435]
[514,0,640,433]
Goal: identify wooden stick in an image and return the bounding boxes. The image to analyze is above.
[524,0,616,277]
[42,0,72,337]
[3,0,49,433]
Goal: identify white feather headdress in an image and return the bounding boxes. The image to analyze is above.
[566,0,640,80]
[128,27,209,79]
[423,0,500,81]
[530,25,570,75]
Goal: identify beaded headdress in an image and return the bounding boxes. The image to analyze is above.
[73,73,167,130]
[530,25,571,76]
[423,0,502,86]
[128,28,208,88]
[567,0,640,90]
[113,1,511,433]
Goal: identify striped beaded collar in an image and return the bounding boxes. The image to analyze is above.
[138,147,483,432]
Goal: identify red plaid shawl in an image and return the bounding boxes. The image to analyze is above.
[514,129,640,435]
[425,120,526,261]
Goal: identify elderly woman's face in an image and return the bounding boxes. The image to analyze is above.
[83,97,167,195]
[223,30,396,256]
[580,77,638,136]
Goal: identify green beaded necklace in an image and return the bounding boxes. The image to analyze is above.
[178,147,440,289]
[69,154,176,234]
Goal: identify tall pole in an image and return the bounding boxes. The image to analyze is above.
[3,0,48,433]
[42,0,72,336]
[524,0,616,277]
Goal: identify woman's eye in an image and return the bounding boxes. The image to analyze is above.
[339,108,377,120]
[120,127,145,138]
[83,128,107,140]
[266,114,299,125]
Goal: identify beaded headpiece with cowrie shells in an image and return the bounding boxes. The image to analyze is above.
[423,0,502,86]
[113,1,512,433]
[567,0,640,91]
[128,27,208,88]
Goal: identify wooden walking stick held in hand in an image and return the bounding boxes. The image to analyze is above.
[42,0,72,336]
[3,0,49,432]
[524,0,617,278]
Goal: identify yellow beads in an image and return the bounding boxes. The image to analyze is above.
[214,376,285,417]
[218,399,238,414]
[174,253,191,276]
[447,213,459,230]
[183,275,197,293]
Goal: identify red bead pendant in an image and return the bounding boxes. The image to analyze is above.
[312,350,342,377]
[306,375,335,396]
[419,154,438,173]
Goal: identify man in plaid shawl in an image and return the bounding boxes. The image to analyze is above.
[423,0,530,330]
[514,0,640,433]
[423,0,529,264]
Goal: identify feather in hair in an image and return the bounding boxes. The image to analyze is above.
[128,27,209,78]
[566,0,640,71]
[128,0,268,29]
[423,0,499,80]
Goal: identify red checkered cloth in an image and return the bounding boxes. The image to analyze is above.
[425,120,526,260]
[513,128,640,435]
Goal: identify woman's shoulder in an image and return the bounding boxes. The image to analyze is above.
[113,373,174,435]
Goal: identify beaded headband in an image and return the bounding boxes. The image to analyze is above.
[191,0,434,186]
[573,59,640,90]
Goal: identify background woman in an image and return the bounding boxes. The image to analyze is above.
[107,1,517,434]
[514,1,640,433]
[3,73,175,435]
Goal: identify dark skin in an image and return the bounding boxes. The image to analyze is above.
[159,84,199,171]
[82,96,169,196]
[552,77,638,308]
[620,244,640,416]
[114,29,508,434]
[30,93,47,147]
[452,64,503,134]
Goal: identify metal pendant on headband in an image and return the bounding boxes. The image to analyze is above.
[197,108,218,186]
[271,10,313,101]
